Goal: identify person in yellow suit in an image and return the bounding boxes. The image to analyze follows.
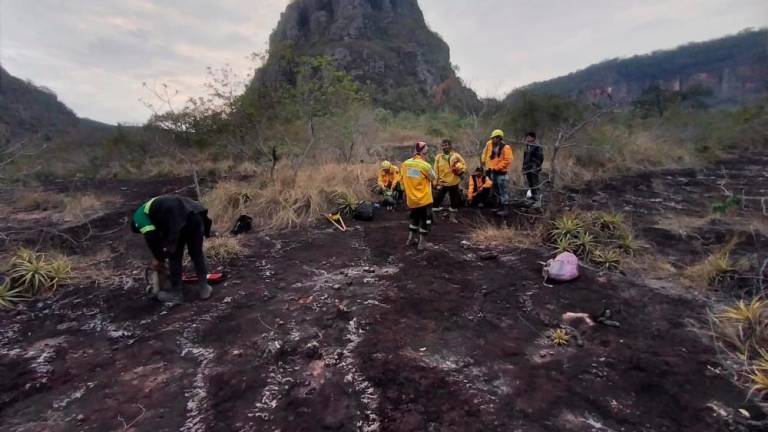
[480,129,514,216]
[401,141,437,249]
[467,167,493,208]
[433,139,466,213]
[376,160,403,206]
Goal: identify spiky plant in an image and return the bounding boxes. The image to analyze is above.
[8,249,53,296]
[713,299,768,357]
[47,255,73,291]
[331,191,359,215]
[553,235,578,254]
[747,366,768,400]
[550,328,570,346]
[616,230,640,256]
[592,248,622,271]
[717,299,767,329]
[591,211,625,235]
[575,231,597,259]
[549,214,584,243]
[0,278,29,309]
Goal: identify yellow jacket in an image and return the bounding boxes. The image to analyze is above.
[401,155,436,208]
[467,174,493,202]
[434,151,466,187]
[377,166,401,190]
[481,140,514,173]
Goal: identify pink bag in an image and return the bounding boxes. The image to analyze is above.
[544,252,579,282]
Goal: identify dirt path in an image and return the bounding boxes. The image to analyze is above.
[1,157,767,432]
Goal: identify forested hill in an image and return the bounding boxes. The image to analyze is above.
[515,29,767,105]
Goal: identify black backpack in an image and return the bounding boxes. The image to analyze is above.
[230,215,253,235]
[353,202,375,221]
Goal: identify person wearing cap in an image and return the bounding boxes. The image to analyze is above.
[522,131,544,208]
[481,129,514,215]
[467,167,493,208]
[130,195,213,306]
[433,139,466,213]
[376,160,403,205]
[401,141,437,249]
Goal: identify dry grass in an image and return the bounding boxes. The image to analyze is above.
[14,191,65,212]
[203,162,376,232]
[468,223,538,248]
[683,237,749,289]
[60,193,117,221]
[204,237,244,264]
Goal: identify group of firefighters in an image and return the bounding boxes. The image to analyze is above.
[377,129,544,249]
[130,129,544,305]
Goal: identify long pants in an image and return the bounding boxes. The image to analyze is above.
[408,205,433,234]
[525,169,541,198]
[434,184,462,209]
[169,213,208,290]
[469,188,491,207]
[490,172,510,206]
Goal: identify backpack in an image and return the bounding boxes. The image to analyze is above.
[543,252,579,282]
[353,201,375,221]
[230,215,253,236]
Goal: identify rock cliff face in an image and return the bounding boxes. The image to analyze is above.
[0,66,78,144]
[253,0,478,112]
[517,29,768,106]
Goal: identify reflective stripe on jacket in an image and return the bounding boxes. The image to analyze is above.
[481,140,514,173]
[401,156,436,208]
[467,174,493,202]
[434,151,466,187]
[377,166,401,190]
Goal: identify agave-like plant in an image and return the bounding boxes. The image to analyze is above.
[616,230,640,256]
[0,278,29,309]
[549,214,584,244]
[550,328,570,346]
[9,249,53,296]
[592,248,622,271]
[553,235,578,254]
[575,231,597,259]
[47,255,73,291]
[591,211,625,234]
[331,191,359,215]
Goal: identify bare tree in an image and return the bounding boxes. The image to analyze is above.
[548,104,617,188]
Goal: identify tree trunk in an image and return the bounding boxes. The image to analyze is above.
[294,112,316,176]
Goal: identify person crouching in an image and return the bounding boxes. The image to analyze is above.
[130,195,213,306]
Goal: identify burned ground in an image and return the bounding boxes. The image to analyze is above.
[0,155,766,432]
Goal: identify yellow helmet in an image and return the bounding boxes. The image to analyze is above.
[381,160,392,170]
[491,129,504,139]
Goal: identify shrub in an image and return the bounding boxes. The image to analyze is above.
[546,211,635,271]
[6,249,73,297]
[0,277,29,309]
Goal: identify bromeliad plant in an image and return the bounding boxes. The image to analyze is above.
[547,210,637,271]
[0,277,29,309]
[550,328,570,346]
[5,249,73,302]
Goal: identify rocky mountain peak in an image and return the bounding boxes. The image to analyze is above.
[254,0,478,112]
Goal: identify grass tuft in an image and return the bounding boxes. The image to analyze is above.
[204,237,244,264]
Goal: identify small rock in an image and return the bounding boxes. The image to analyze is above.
[460,240,471,249]
[232,350,243,357]
[332,284,342,291]
[362,278,375,284]
[478,252,498,261]
[223,297,233,304]
[363,267,375,273]
[77,414,86,423]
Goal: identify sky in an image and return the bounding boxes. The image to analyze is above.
[1,0,765,124]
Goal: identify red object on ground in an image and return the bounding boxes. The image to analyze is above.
[182,272,226,284]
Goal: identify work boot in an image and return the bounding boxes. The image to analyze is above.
[447,207,458,213]
[406,232,419,246]
[417,234,431,250]
[156,288,183,307]
[198,282,213,300]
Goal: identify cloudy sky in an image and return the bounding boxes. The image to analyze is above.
[1,0,765,124]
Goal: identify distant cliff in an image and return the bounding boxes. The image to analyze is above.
[251,0,478,112]
[0,66,79,144]
[514,29,768,106]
